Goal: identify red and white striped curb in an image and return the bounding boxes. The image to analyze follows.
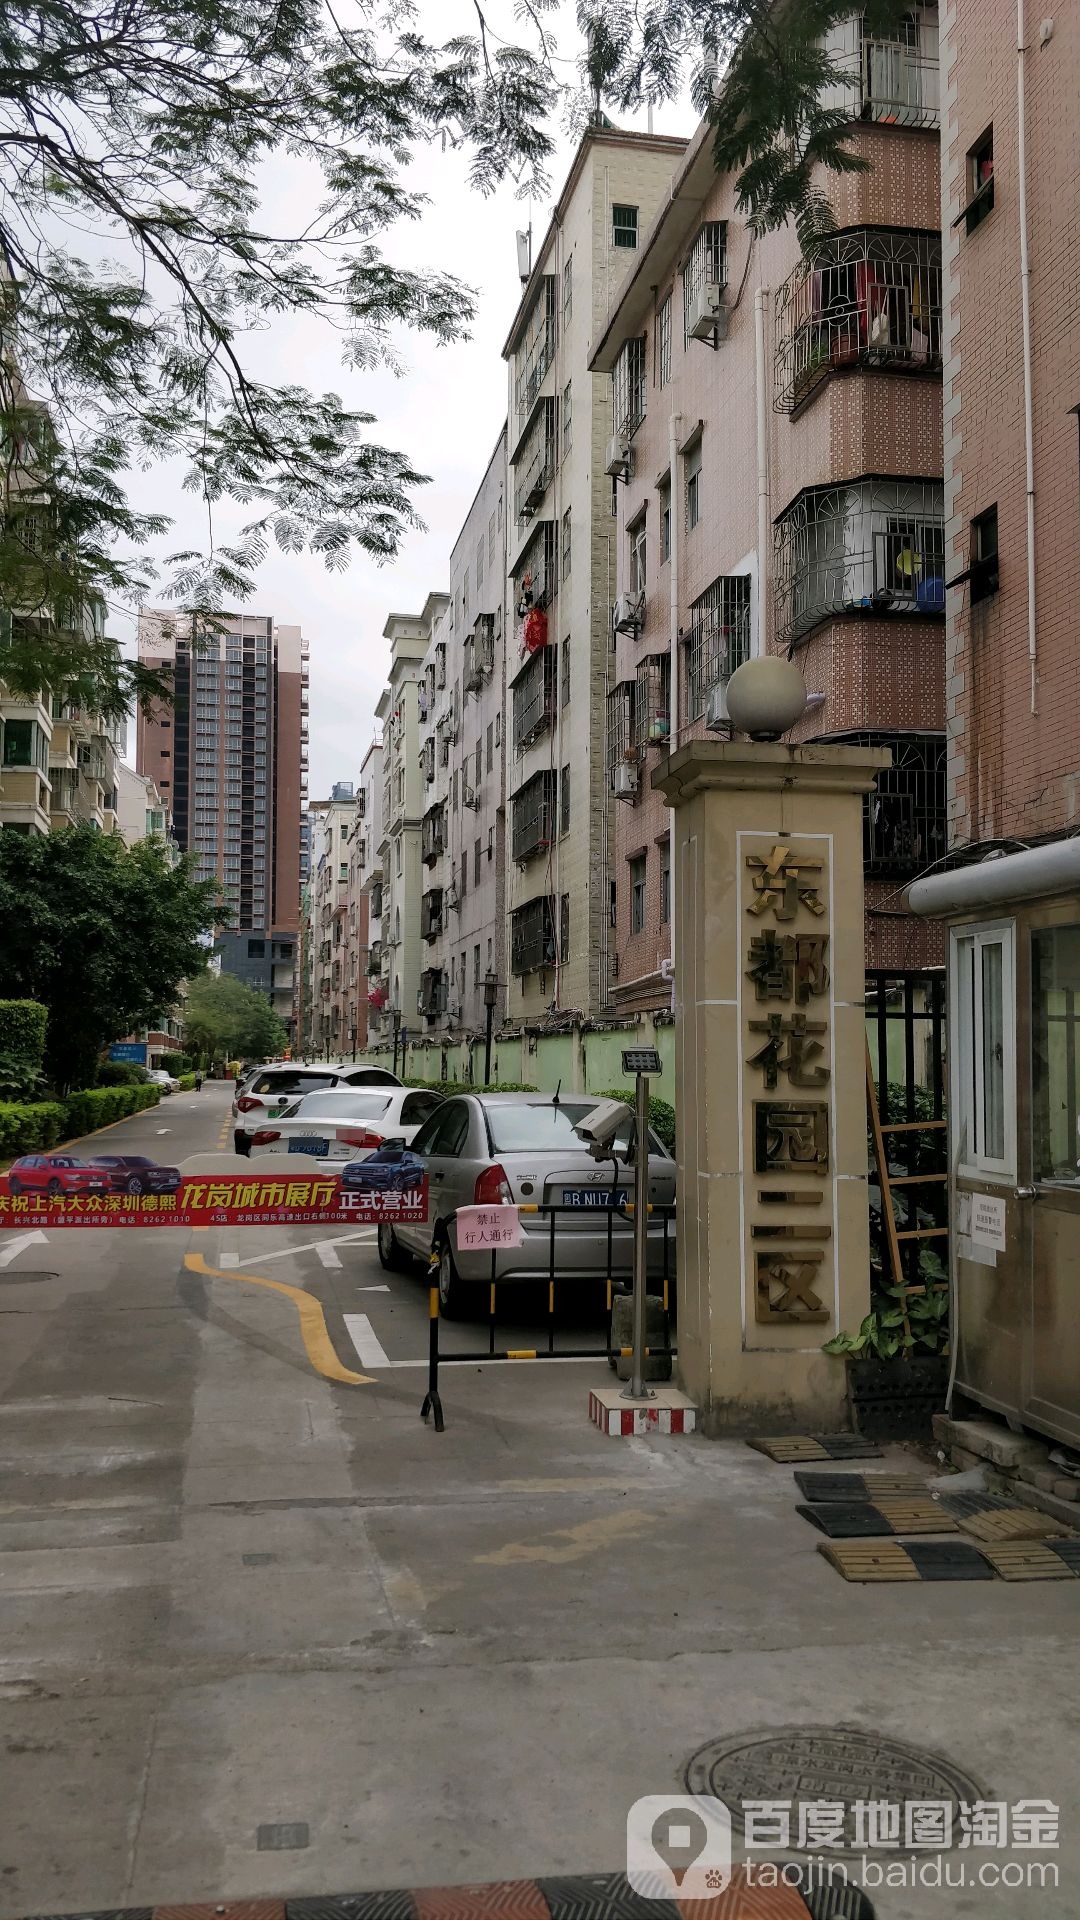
[589,1390,697,1436]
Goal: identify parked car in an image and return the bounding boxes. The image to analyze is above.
[340,1146,427,1194]
[8,1154,111,1196]
[248,1087,444,1160]
[386,1093,677,1313]
[231,1063,403,1153]
[147,1069,179,1093]
[88,1154,182,1195]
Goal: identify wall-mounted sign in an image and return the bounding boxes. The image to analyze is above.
[970,1192,1007,1252]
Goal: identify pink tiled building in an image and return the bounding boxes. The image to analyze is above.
[589,9,946,1016]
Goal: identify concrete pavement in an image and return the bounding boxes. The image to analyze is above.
[1,1083,1079,1919]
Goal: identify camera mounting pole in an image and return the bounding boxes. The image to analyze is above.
[620,1047,662,1402]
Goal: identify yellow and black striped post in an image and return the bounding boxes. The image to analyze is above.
[419,1253,444,1433]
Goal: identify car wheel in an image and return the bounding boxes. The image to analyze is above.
[47,1178,61,1196]
[125,1176,144,1195]
[436,1234,471,1319]
[233,1133,251,1157]
[377,1223,412,1273]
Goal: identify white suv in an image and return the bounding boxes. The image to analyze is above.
[231,1063,402,1153]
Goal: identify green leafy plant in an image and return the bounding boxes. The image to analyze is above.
[0,1050,50,1101]
[823,1280,950,1360]
[95,1061,150,1088]
[597,1089,676,1154]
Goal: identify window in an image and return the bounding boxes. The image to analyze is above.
[658,478,672,565]
[630,855,647,934]
[486,722,494,774]
[563,257,573,328]
[660,838,671,924]
[488,511,497,564]
[474,838,482,886]
[657,296,672,388]
[685,439,702,531]
[562,381,572,457]
[952,923,1015,1179]
[612,204,638,249]
[629,514,647,595]
[683,222,727,344]
[561,508,572,580]
[971,504,1000,603]
[612,336,647,438]
[561,640,570,707]
[560,893,570,963]
[247,939,265,959]
[965,128,995,234]
[395,839,403,875]
[684,575,752,720]
[560,764,570,835]
[476,538,484,590]
[495,711,502,747]
[2,719,47,771]
[1033,927,1080,1184]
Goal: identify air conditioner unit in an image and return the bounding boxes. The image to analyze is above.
[462,782,480,810]
[706,680,732,732]
[614,761,639,799]
[604,434,632,480]
[660,955,675,982]
[613,592,646,635]
[688,281,729,343]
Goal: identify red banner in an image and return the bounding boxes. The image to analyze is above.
[0,1165,429,1229]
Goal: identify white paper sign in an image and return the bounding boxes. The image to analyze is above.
[455,1205,525,1250]
[970,1193,1006,1252]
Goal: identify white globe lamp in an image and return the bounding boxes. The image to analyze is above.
[725,657,808,742]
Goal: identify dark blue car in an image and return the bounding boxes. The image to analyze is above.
[340,1147,426,1193]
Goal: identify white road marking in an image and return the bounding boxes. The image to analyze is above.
[156,1129,172,1135]
[344,1313,391,1368]
[316,1241,342,1270]
[218,1230,378,1269]
[357,1284,390,1292]
[0,1231,48,1269]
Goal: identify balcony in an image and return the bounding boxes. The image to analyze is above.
[418,968,448,1020]
[422,735,436,784]
[421,888,444,942]
[463,615,495,694]
[683,575,753,723]
[774,479,945,649]
[634,654,672,753]
[774,229,943,414]
[824,729,946,877]
[510,895,557,977]
[422,802,446,866]
[512,520,558,615]
[511,645,556,759]
[513,397,556,524]
[49,767,88,821]
[514,276,557,420]
[856,13,939,131]
[606,681,637,787]
[511,769,555,864]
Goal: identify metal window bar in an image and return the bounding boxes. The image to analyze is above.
[421,804,446,865]
[612,337,646,439]
[683,576,752,722]
[774,228,943,413]
[682,222,728,345]
[606,681,636,780]
[823,731,946,876]
[463,614,495,694]
[510,895,557,975]
[634,655,672,751]
[774,479,945,648]
[514,399,556,524]
[865,968,948,1294]
[511,770,556,863]
[513,520,558,612]
[512,645,557,753]
[419,969,448,1018]
[859,10,939,130]
[421,889,444,941]
[514,277,558,418]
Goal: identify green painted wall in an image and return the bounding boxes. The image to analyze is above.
[370,1016,675,1097]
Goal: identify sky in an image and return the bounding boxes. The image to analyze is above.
[111,0,693,795]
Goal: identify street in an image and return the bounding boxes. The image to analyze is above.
[2,1082,1080,1920]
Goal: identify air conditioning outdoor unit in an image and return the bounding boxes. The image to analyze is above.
[688,282,730,343]
[613,592,646,635]
[463,781,480,810]
[604,434,632,480]
[614,761,639,800]
[705,680,732,732]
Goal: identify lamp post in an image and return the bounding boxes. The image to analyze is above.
[483,969,498,1086]
[349,1016,357,1063]
[392,1007,402,1079]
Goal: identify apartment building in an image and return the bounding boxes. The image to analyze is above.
[345,740,383,1058]
[416,430,509,1047]
[502,125,689,1022]
[115,762,175,852]
[0,599,125,837]
[373,598,448,1046]
[309,782,357,1057]
[907,1,1080,1445]
[590,10,945,1013]
[296,876,315,1056]
[136,610,307,952]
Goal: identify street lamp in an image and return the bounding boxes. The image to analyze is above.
[392,1006,402,1079]
[349,1016,357,1062]
[483,969,498,1087]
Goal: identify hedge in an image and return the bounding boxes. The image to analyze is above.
[597,1088,676,1154]
[0,1082,162,1158]
[161,1053,192,1074]
[403,1078,538,1093]
[96,1061,150,1087]
[0,1000,48,1071]
[178,1072,197,1090]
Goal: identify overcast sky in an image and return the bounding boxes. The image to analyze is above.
[114,0,691,795]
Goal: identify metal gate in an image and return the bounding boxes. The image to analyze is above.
[864,969,948,1293]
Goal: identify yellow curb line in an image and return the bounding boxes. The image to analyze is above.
[183,1251,375,1387]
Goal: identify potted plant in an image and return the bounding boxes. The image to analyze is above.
[823,1262,949,1441]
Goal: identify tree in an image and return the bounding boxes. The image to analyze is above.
[0,0,908,709]
[183,970,287,1065]
[0,827,218,1089]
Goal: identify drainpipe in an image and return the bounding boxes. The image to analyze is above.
[1017,0,1038,714]
[754,286,771,655]
[667,408,681,1011]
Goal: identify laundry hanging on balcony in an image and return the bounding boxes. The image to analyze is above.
[523,606,548,655]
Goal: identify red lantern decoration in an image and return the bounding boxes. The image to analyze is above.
[523,606,548,655]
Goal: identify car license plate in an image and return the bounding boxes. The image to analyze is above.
[289,1136,328,1156]
[561,1187,629,1208]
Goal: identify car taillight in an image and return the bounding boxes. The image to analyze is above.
[474,1163,514,1206]
[250,1128,281,1146]
[237,1095,264,1113]
[338,1128,384,1149]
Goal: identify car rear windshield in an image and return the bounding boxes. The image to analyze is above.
[251,1071,336,1095]
[484,1102,594,1153]
[290,1092,393,1118]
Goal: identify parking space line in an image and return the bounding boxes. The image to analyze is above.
[0,1231,48,1268]
[316,1241,343,1270]
[183,1251,376,1387]
[344,1312,391,1368]
[218,1230,377,1269]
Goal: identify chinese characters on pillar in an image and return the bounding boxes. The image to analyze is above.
[744,844,833,1327]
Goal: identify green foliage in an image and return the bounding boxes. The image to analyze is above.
[160,1053,191,1075]
[597,1089,676,1154]
[177,1072,197,1090]
[0,1080,161,1155]
[0,827,217,1092]
[0,1051,50,1100]
[95,1061,150,1087]
[0,1000,48,1071]
[184,972,287,1066]
[403,1078,537,1094]
[60,1082,161,1139]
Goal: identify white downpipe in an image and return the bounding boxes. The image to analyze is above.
[668,408,681,1010]
[754,286,771,655]
[1017,0,1038,715]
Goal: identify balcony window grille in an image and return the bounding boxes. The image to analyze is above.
[683,576,752,723]
[682,223,727,346]
[510,895,557,976]
[419,968,448,1018]
[513,519,558,613]
[859,7,939,130]
[628,515,647,597]
[612,204,638,249]
[612,337,646,439]
[514,397,556,523]
[514,276,558,418]
[657,297,672,388]
[512,769,556,863]
[421,888,444,941]
[824,730,946,876]
[774,228,942,413]
[634,655,671,751]
[775,478,944,647]
[606,680,636,782]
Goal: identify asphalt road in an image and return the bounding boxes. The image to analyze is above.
[3,1084,1080,1920]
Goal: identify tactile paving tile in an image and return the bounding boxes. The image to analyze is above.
[794,1471,926,1501]
[978,1541,1080,1581]
[958,1507,1077,1543]
[748,1435,882,1462]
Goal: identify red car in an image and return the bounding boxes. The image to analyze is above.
[89,1155,182,1195]
[8,1154,111,1196]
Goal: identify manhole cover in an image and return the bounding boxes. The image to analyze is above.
[685,1726,983,1850]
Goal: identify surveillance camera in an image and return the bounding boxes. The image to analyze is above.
[573,1097,632,1158]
